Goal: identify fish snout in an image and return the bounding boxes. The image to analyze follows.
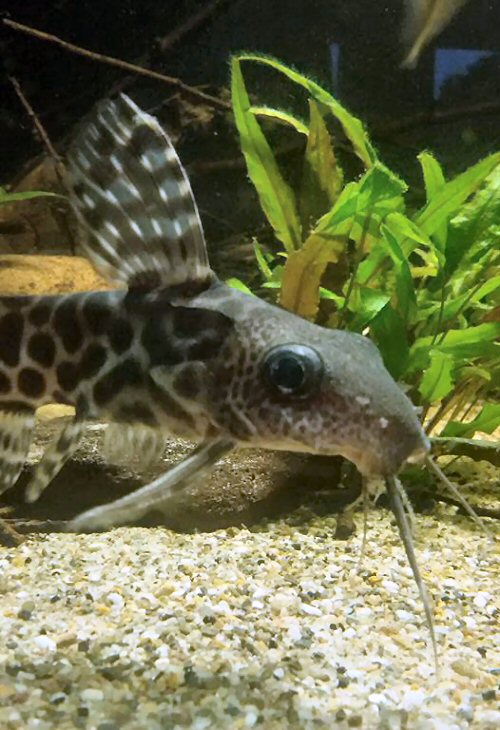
[356,420,430,477]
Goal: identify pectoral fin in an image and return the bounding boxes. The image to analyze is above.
[0,409,35,496]
[68,438,235,532]
[24,416,85,503]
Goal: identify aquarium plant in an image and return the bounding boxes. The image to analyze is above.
[229,54,500,460]
[0,187,59,206]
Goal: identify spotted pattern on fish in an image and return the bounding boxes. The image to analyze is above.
[0,94,429,532]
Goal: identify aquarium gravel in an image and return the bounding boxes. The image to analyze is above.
[0,504,498,730]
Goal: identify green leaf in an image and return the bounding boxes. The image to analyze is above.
[235,53,377,168]
[226,277,254,295]
[315,181,360,234]
[262,280,282,289]
[456,365,491,384]
[253,240,273,281]
[348,287,391,331]
[231,57,301,253]
[418,350,455,403]
[384,212,435,254]
[369,303,409,379]
[408,323,500,372]
[250,106,309,136]
[380,223,417,323]
[300,100,343,232]
[280,232,345,319]
[415,275,500,326]
[356,163,407,211]
[316,164,406,245]
[419,152,446,201]
[442,403,500,438]
[319,287,345,307]
[381,211,440,279]
[418,151,447,253]
[343,168,408,286]
[0,189,62,205]
[414,152,500,240]
[445,163,500,277]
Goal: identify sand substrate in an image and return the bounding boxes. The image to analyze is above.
[0,459,499,730]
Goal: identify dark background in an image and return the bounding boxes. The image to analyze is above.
[0,0,499,270]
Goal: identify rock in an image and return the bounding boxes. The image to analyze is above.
[0,254,117,296]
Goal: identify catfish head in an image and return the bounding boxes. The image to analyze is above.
[202,287,429,478]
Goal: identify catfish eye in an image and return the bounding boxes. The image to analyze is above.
[262,344,323,398]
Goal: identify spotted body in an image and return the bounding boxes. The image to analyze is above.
[0,94,430,531]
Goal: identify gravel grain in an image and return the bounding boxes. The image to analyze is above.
[0,495,499,729]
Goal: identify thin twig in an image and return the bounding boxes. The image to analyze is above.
[8,75,76,253]
[3,18,230,112]
[8,75,63,166]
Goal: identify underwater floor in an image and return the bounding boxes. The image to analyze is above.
[0,419,498,730]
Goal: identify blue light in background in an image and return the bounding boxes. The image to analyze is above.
[434,48,497,99]
[329,42,340,90]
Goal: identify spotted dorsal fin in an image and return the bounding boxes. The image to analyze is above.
[66,94,214,293]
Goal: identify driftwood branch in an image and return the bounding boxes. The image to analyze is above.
[157,0,234,54]
[431,494,500,521]
[3,18,230,112]
[108,0,236,96]
[431,436,500,467]
[374,101,500,138]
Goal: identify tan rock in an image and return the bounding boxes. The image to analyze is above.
[0,254,117,296]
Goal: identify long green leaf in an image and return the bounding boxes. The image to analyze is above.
[231,58,301,253]
[442,403,500,438]
[356,163,407,209]
[300,100,343,232]
[408,323,500,372]
[446,163,500,277]
[253,240,273,280]
[380,223,417,323]
[370,303,409,379]
[226,277,254,296]
[415,276,500,325]
[0,189,62,204]
[418,151,447,254]
[419,152,446,201]
[250,106,309,136]
[418,349,455,403]
[235,53,377,168]
[316,165,406,247]
[414,152,500,239]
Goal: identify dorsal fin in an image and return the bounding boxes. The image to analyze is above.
[66,94,214,293]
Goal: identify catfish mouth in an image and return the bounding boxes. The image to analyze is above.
[340,436,431,477]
